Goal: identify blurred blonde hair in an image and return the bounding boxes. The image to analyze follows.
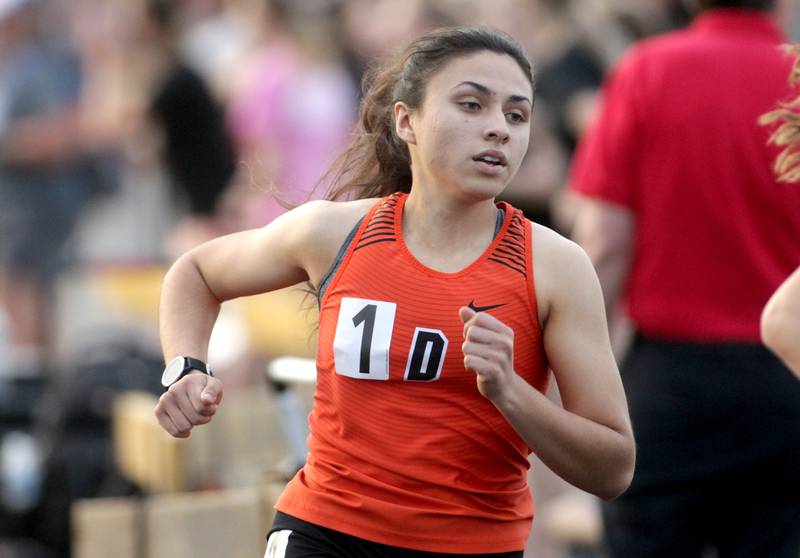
[760,44,800,183]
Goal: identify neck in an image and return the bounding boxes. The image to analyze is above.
[407,185,497,227]
[402,188,500,266]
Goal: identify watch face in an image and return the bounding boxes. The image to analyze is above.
[161,356,186,387]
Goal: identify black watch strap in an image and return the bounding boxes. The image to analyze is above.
[185,356,213,377]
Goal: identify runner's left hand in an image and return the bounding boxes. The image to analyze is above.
[459,306,517,403]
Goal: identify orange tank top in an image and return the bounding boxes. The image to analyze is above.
[276,193,550,553]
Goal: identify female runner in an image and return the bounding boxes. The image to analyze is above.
[155,26,634,557]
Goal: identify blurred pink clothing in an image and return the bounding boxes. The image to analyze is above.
[227,44,357,226]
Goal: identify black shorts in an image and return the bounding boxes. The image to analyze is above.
[603,334,800,558]
[266,512,525,558]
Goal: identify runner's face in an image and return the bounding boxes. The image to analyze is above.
[398,50,533,201]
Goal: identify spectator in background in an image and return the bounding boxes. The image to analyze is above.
[532,0,625,155]
[0,0,97,548]
[175,0,256,102]
[222,0,359,474]
[226,0,356,228]
[760,44,800,377]
[569,0,800,556]
[140,0,238,259]
[0,0,88,377]
[339,0,457,86]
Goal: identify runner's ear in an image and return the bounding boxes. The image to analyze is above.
[394,101,417,145]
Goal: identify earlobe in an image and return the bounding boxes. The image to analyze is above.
[394,101,416,145]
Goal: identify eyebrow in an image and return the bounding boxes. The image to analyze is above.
[453,81,532,106]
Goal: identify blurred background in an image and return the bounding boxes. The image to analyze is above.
[0,1,798,557]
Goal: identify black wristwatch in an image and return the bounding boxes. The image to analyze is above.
[161,356,213,388]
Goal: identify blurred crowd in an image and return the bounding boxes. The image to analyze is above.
[0,0,798,557]
[0,0,700,375]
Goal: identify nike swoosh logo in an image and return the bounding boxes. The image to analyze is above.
[467,300,506,313]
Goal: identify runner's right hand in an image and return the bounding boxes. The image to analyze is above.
[154,372,223,438]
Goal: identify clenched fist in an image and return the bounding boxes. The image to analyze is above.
[459,306,518,404]
[154,372,223,438]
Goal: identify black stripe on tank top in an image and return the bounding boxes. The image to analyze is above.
[489,209,526,277]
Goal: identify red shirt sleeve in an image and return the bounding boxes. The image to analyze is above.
[570,48,645,211]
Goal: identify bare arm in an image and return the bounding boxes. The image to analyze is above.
[570,196,636,356]
[570,196,635,318]
[761,267,800,378]
[159,209,312,362]
[155,199,369,437]
[460,226,635,500]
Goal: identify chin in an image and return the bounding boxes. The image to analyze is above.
[460,179,508,201]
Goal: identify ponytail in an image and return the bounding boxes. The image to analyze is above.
[324,58,413,201]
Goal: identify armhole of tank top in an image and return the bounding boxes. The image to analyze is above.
[494,207,505,237]
[316,215,365,306]
[317,197,388,307]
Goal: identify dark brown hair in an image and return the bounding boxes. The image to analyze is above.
[323,26,534,201]
[760,45,800,183]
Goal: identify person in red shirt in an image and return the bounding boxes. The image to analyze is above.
[570,1,800,556]
[153,26,635,557]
